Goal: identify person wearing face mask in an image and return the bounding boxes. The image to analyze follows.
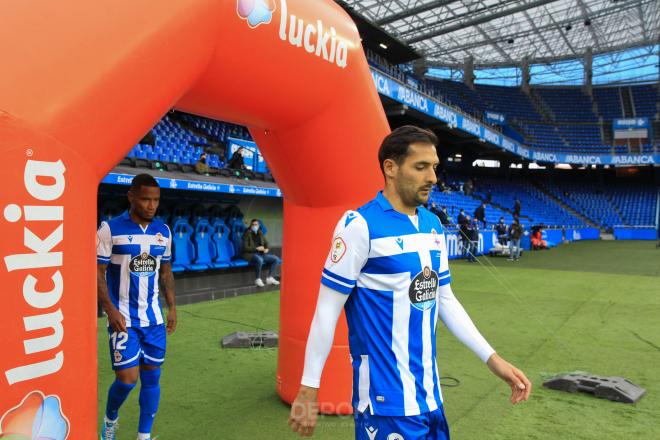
[227,146,248,171]
[195,152,210,175]
[242,218,281,287]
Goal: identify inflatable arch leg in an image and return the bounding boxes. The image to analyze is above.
[0,0,388,436]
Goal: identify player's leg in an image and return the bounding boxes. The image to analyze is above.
[103,328,141,439]
[137,324,167,440]
[354,410,428,440]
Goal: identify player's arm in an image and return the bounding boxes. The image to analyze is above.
[97,263,126,333]
[289,211,368,438]
[160,262,177,334]
[436,234,531,404]
[436,283,531,404]
[96,222,126,333]
[289,285,349,437]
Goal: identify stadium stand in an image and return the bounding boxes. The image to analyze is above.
[474,178,585,228]
[631,84,659,118]
[366,48,659,155]
[593,87,624,120]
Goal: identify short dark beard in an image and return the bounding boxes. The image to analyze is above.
[130,207,153,224]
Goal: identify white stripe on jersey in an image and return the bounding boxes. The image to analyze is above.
[392,283,420,416]
[118,255,131,327]
[112,234,167,246]
[357,355,372,413]
[368,233,441,258]
[138,275,150,326]
[152,293,164,325]
[357,272,410,292]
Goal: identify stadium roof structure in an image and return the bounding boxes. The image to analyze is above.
[338,0,660,69]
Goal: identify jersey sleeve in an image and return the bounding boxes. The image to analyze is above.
[96,222,112,265]
[320,211,369,295]
[162,224,172,263]
[438,231,451,286]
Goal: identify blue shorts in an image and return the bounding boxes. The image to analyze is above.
[355,407,450,440]
[107,325,166,371]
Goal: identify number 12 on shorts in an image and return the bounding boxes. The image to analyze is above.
[110,331,128,351]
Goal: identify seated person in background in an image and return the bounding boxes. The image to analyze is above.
[531,228,548,250]
[495,217,508,246]
[227,147,247,170]
[195,152,210,175]
[242,218,281,287]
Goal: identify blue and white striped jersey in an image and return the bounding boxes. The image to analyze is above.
[97,211,172,328]
[321,192,451,417]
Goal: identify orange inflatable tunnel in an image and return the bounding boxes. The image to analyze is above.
[0,0,389,437]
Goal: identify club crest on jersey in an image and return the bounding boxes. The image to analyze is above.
[129,252,157,277]
[388,434,405,440]
[409,266,438,311]
[431,228,441,246]
[155,232,164,244]
[113,350,122,363]
[330,237,346,263]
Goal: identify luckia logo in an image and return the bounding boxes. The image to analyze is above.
[0,391,70,439]
[236,0,349,68]
[236,0,276,28]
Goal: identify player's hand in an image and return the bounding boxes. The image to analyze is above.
[166,307,177,335]
[264,248,269,254]
[486,353,532,404]
[288,386,319,437]
[256,246,265,252]
[105,306,127,333]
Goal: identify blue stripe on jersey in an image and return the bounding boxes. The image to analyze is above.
[112,244,142,255]
[362,252,422,275]
[145,272,157,324]
[321,274,353,295]
[323,268,355,285]
[408,304,430,414]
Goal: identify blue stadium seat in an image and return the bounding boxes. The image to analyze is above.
[191,219,215,270]
[211,222,234,268]
[170,220,197,272]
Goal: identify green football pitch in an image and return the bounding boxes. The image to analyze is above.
[98,240,660,439]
